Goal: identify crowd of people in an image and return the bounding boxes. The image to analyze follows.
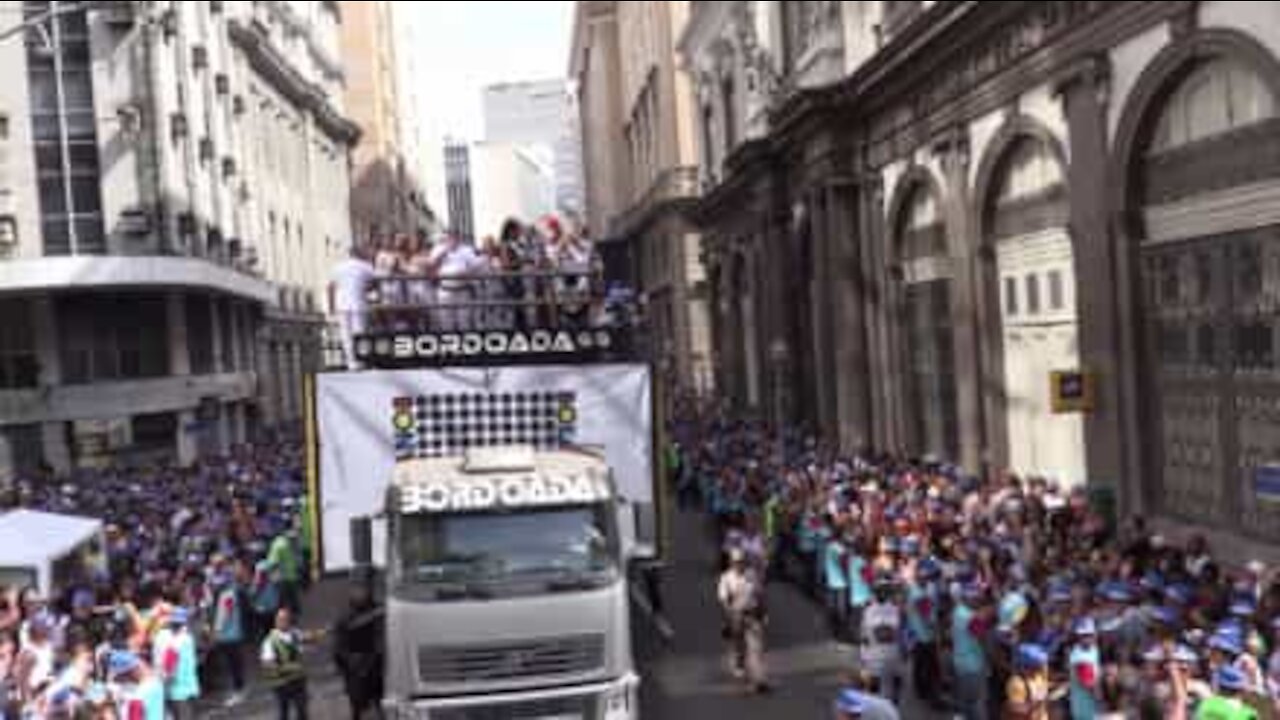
[0,443,311,719]
[329,215,614,369]
[671,403,1280,719]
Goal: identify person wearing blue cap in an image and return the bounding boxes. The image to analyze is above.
[860,574,904,704]
[1005,643,1059,720]
[1068,618,1102,720]
[210,571,247,708]
[152,608,200,719]
[1195,665,1259,720]
[833,687,865,719]
[951,583,992,720]
[905,559,943,710]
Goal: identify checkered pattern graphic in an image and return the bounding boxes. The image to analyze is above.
[392,391,579,460]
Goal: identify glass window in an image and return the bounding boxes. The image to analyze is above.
[1025,274,1041,316]
[1235,242,1263,302]
[1195,251,1214,304]
[0,300,38,390]
[1234,322,1274,370]
[1151,59,1278,152]
[1160,255,1181,304]
[1048,270,1065,311]
[1004,277,1018,316]
[1160,323,1190,367]
[1197,324,1216,367]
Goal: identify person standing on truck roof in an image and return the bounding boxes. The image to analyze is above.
[328,244,376,371]
[428,232,484,332]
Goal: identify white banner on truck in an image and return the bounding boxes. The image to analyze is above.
[315,364,652,571]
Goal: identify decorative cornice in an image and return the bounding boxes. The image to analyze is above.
[228,20,360,145]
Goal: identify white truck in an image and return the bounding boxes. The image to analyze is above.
[353,447,640,719]
[312,267,661,719]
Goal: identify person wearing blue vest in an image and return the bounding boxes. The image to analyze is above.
[211,572,248,708]
[907,559,944,711]
[952,583,991,720]
[847,539,874,643]
[1068,618,1103,720]
[108,650,165,720]
[824,530,850,637]
[153,607,200,719]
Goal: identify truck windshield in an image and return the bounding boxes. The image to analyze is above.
[393,503,619,599]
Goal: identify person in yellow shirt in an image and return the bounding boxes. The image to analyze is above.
[1005,643,1063,720]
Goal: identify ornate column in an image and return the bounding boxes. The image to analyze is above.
[935,129,983,473]
[828,176,872,453]
[1057,55,1135,513]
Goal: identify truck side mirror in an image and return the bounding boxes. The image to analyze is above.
[351,515,374,568]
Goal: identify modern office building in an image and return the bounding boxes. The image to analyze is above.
[0,0,358,475]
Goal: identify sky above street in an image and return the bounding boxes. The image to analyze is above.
[407,1,575,141]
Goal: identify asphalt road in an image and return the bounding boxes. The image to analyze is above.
[634,507,948,720]
[204,506,945,719]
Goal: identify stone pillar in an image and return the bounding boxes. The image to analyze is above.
[175,410,197,468]
[290,342,303,422]
[32,297,61,386]
[210,297,225,375]
[166,293,191,377]
[216,402,232,455]
[809,189,840,441]
[41,422,72,475]
[829,179,872,453]
[230,402,247,446]
[228,302,243,372]
[937,134,983,473]
[862,174,895,453]
[1058,57,1133,513]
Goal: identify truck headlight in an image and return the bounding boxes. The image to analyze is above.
[603,683,634,720]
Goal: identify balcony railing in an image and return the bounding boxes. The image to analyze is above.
[608,166,701,240]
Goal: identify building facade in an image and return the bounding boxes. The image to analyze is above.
[686,0,1280,546]
[339,0,432,243]
[483,79,586,221]
[0,0,356,476]
[573,0,713,393]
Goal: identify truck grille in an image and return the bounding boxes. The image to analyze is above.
[428,694,599,720]
[418,634,606,685]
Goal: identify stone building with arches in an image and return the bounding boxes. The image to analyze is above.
[682,0,1280,543]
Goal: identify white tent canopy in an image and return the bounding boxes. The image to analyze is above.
[0,510,103,594]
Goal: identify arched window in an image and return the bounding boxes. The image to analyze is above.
[897,183,945,261]
[994,137,1064,205]
[1150,59,1276,153]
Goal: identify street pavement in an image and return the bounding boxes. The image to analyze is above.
[635,507,947,719]
[206,506,947,718]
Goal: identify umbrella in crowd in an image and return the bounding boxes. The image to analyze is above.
[670,398,1280,719]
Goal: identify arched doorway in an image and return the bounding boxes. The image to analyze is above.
[1124,44,1280,536]
[985,133,1085,486]
[893,177,960,460]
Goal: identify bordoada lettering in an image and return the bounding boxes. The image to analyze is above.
[392,330,599,360]
[400,473,612,514]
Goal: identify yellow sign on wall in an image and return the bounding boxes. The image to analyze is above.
[1050,370,1094,414]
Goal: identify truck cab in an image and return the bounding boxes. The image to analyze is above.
[366,448,640,719]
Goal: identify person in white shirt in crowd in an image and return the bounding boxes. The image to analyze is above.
[545,217,595,328]
[328,244,376,370]
[860,575,905,705]
[402,231,436,331]
[717,549,771,694]
[428,232,484,332]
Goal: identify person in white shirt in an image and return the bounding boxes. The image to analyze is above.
[328,245,376,370]
[428,234,484,332]
[860,576,904,705]
[717,549,770,693]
